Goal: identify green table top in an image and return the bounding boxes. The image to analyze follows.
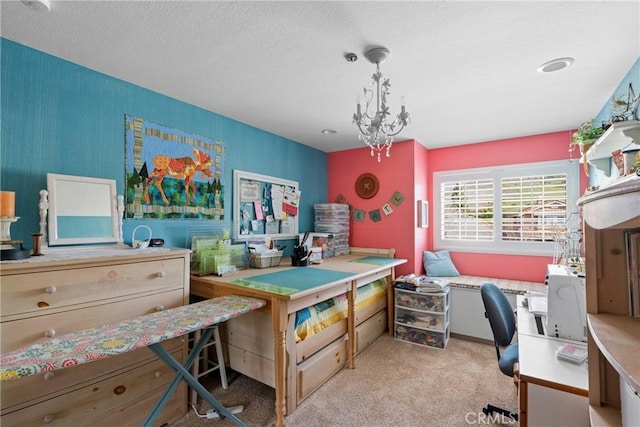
[349,256,398,266]
[230,267,354,296]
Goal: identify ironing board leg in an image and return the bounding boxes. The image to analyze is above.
[142,327,247,427]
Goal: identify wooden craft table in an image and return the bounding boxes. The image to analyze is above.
[190,254,406,427]
[0,295,266,427]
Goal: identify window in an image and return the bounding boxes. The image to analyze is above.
[433,160,580,255]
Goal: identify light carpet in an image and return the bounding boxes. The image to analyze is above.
[171,335,518,426]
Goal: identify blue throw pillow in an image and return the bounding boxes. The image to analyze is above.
[423,250,460,277]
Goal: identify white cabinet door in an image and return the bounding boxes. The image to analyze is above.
[450,287,515,341]
[527,383,588,427]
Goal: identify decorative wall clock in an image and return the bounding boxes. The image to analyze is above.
[355,173,379,199]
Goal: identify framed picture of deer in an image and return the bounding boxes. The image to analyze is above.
[124,115,226,219]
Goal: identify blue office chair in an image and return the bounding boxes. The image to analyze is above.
[480,282,519,421]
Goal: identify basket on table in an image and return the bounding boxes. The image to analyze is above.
[248,250,283,268]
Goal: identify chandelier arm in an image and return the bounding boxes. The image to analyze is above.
[384,126,406,137]
[362,88,377,121]
[383,118,408,137]
[355,121,374,136]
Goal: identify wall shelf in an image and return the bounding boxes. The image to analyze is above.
[585,120,640,175]
[587,314,640,393]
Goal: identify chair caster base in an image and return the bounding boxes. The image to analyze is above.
[483,403,518,421]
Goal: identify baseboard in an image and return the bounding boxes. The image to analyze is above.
[450,332,493,345]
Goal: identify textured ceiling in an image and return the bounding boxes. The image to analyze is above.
[2,1,639,153]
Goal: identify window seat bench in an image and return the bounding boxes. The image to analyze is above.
[441,275,546,341]
[444,275,546,294]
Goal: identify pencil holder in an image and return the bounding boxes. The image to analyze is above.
[291,256,309,267]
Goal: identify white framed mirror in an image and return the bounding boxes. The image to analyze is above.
[45,173,123,247]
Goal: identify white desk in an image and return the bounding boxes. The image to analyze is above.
[516,296,589,427]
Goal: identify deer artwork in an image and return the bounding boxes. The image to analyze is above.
[144,148,214,205]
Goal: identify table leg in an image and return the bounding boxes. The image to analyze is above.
[348,282,356,369]
[519,378,528,427]
[272,298,287,427]
[387,277,394,336]
[144,327,247,427]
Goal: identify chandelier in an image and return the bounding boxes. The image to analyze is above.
[352,47,410,162]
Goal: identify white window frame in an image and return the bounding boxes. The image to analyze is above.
[433,160,580,256]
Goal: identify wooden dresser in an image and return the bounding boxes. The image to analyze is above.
[0,248,190,427]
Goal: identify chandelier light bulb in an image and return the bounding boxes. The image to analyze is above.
[352,47,410,162]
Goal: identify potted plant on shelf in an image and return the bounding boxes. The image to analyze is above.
[572,119,607,176]
[572,119,606,152]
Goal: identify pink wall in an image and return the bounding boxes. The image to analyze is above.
[329,130,587,283]
[427,131,588,283]
[413,142,429,274]
[327,140,419,276]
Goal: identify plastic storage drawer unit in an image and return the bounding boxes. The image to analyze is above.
[394,287,450,349]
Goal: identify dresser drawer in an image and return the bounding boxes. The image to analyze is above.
[297,336,347,403]
[0,338,183,411]
[102,382,186,427]
[356,308,387,353]
[1,258,186,318]
[1,289,185,353]
[0,349,185,427]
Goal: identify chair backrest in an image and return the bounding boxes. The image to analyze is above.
[349,247,395,258]
[480,283,516,348]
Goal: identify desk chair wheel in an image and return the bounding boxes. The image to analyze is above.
[482,404,518,421]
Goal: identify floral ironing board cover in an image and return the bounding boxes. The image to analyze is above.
[0,295,265,380]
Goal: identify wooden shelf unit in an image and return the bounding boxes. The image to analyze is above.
[578,176,640,426]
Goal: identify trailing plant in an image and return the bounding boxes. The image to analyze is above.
[572,119,606,145]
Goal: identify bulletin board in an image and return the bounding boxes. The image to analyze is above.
[232,170,300,241]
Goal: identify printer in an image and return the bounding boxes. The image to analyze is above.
[544,264,587,342]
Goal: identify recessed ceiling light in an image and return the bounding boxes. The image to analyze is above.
[321,129,337,135]
[22,0,51,12]
[537,57,575,73]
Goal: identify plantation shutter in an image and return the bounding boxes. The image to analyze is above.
[440,179,494,241]
[501,174,567,242]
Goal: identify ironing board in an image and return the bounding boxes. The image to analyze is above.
[0,294,266,427]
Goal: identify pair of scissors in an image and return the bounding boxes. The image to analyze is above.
[300,231,310,248]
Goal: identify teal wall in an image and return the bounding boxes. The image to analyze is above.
[0,38,327,250]
[596,57,640,124]
[590,57,640,185]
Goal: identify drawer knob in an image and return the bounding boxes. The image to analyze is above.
[43,414,54,424]
[155,305,165,312]
[43,372,55,381]
[156,271,165,278]
[45,286,57,294]
[154,371,162,378]
[44,329,56,338]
